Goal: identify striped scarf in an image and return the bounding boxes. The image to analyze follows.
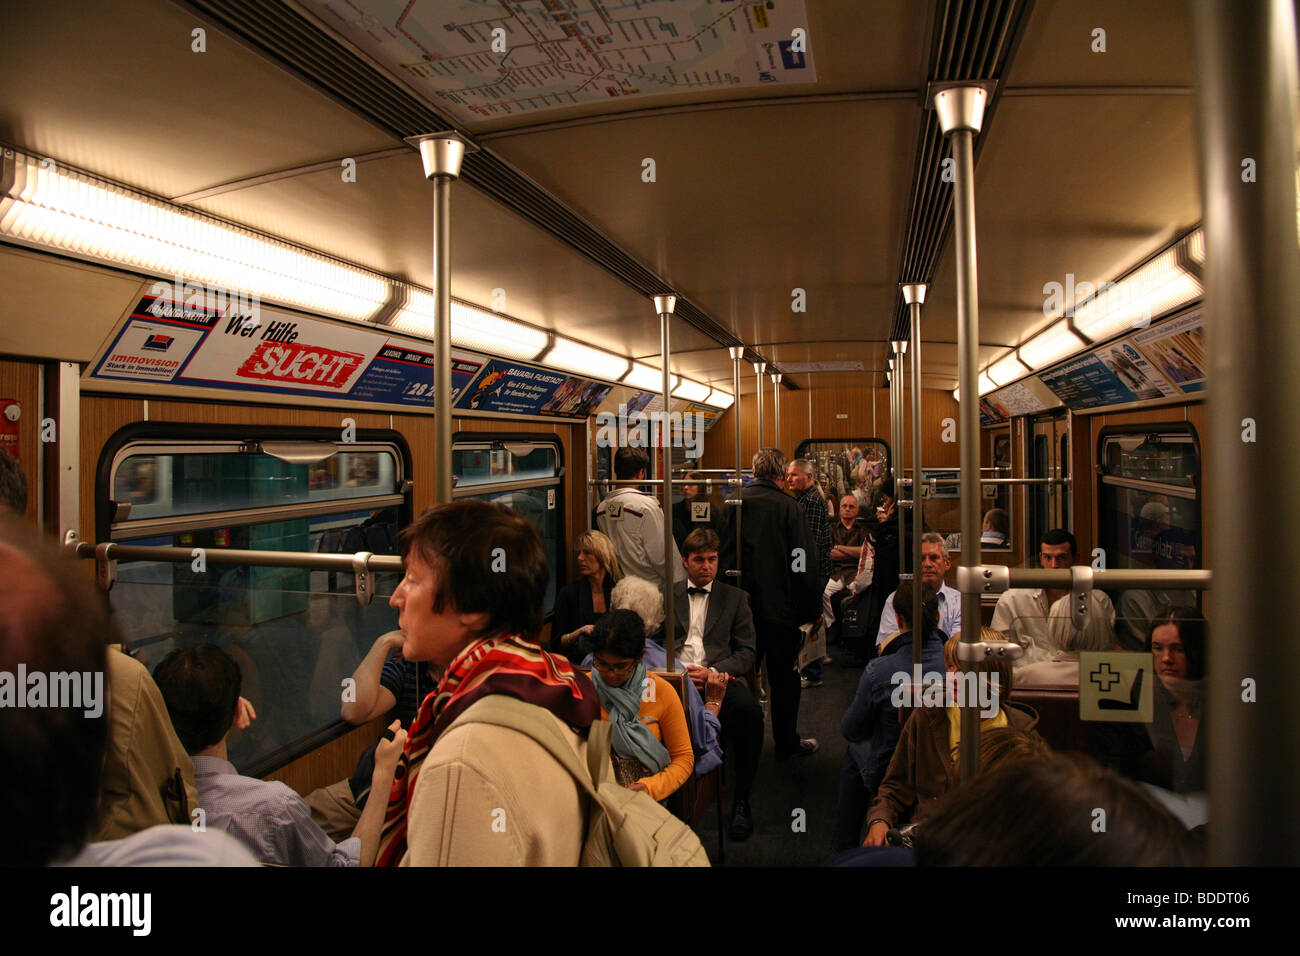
[374,633,599,867]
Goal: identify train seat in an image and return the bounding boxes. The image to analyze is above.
[1008,685,1088,753]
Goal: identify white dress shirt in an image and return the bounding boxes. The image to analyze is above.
[991,588,1115,666]
[680,580,712,668]
[875,583,963,648]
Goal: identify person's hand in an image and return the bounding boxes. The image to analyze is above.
[685,665,711,691]
[704,671,728,711]
[562,624,594,647]
[864,821,890,847]
[232,697,256,731]
[373,719,407,782]
[382,631,405,654]
[628,781,649,794]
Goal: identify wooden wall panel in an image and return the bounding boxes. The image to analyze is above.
[703,385,960,474]
[263,715,390,794]
[0,357,43,524]
[80,395,145,539]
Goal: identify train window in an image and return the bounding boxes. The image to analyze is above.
[1098,424,1202,649]
[108,443,402,536]
[96,425,412,777]
[452,435,564,615]
[793,439,889,511]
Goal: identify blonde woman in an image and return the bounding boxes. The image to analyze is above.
[551,529,622,663]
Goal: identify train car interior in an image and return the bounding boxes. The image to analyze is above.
[0,0,1296,872]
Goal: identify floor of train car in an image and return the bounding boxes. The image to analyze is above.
[696,653,860,867]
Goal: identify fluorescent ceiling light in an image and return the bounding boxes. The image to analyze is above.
[393,294,549,361]
[952,387,960,402]
[1019,321,1085,371]
[988,352,1029,387]
[543,337,630,382]
[624,362,679,392]
[1072,249,1202,342]
[0,150,388,320]
[672,379,710,402]
[978,372,998,396]
[1187,228,1205,266]
[705,389,735,409]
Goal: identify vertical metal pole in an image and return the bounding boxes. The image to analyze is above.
[409,132,473,505]
[432,175,453,504]
[1192,0,1300,865]
[891,342,907,594]
[754,361,767,449]
[53,362,80,545]
[585,416,593,532]
[935,85,988,782]
[655,295,679,670]
[904,285,928,666]
[730,347,745,586]
[772,372,783,453]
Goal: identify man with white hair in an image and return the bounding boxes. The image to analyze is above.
[874,533,963,650]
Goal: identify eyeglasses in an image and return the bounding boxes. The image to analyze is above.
[591,658,637,676]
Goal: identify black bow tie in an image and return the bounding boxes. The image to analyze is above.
[688,586,708,596]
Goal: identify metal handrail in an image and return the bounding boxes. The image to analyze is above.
[73,540,404,572]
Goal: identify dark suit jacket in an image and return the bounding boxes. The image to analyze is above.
[669,578,756,677]
[550,575,614,664]
[737,479,820,627]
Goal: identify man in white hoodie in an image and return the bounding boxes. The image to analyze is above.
[596,446,687,595]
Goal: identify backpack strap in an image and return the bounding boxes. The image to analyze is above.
[585,719,614,787]
[452,696,607,802]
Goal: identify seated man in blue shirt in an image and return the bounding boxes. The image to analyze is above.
[154,643,404,866]
[832,582,945,853]
[308,630,438,840]
[874,533,962,650]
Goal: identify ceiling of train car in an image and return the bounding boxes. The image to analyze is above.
[0,0,1253,397]
[188,153,723,361]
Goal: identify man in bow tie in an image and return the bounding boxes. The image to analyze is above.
[671,528,764,841]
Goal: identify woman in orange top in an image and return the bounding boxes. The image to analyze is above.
[585,610,694,802]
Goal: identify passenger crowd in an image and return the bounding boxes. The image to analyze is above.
[0,444,1205,866]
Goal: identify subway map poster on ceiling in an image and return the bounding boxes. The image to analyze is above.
[299,0,816,125]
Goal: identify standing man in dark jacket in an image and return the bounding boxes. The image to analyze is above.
[738,448,821,759]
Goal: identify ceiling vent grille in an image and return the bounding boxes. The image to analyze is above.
[891,0,1037,341]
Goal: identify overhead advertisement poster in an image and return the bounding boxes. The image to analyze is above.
[1094,340,1179,400]
[989,380,1053,417]
[90,293,482,407]
[456,359,611,418]
[1039,353,1141,409]
[1131,309,1206,393]
[684,402,722,431]
[300,0,816,125]
[978,396,1009,426]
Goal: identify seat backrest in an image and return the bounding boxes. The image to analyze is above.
[651,669,688,708]
[1009,685,1087,752]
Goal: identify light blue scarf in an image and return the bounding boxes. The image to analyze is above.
[592,661,670,773]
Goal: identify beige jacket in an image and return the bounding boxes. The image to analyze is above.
[94,649,200,841]
[401,696,589,866]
